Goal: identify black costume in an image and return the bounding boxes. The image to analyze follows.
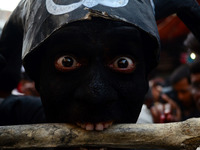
[0,0,160,125]
[0,0,200,122]
[0,0,199,136]
[0,95,45,126]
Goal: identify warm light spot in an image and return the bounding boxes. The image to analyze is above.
[190,53,196,60]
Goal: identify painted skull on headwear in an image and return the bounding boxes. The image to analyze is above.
[46,0,129,15]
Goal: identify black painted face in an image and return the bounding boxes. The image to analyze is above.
[37,19,149,125]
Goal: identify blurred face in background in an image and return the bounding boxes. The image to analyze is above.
[191,73,200,111]
[173,77,194,108]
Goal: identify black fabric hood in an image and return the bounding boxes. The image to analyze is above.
[14,0,160,59]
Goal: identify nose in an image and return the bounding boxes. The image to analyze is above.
[177,93,184,101]
[74,69,118,105]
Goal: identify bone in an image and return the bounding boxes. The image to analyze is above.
[0,118,200,150]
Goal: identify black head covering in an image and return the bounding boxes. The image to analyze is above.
[0,0,160,79]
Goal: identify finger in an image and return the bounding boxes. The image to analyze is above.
[164,103,171,114]
[161,94,178,109]
[161,94,172,103]
[150,106,161,123]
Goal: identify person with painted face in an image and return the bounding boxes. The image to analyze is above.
[0,0,200,133]
[0,0,159,131]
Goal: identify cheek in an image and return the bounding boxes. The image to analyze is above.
[38,59,68,99]
[113,66,148,99]
[39,73,77,102]
[115,80,147,100]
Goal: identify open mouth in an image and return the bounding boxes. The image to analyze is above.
[80,148,107,150]
[72,122,114,150]
[63,148,108,150]
[76,121,114,131]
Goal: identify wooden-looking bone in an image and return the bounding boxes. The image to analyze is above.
[0,118,200,150]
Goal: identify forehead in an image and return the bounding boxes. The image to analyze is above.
[43,20,144,57]
[48,19,142,41]
[173,78,190,88]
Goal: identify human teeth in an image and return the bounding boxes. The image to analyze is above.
[80,148,106,150]
[86,123,94,131]
[76,121,114,131]
[95,123,104,131]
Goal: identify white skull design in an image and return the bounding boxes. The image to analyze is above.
[46,0,129,15]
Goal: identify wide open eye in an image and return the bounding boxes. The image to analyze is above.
[55,55,81,72]
[109,56,136,73]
